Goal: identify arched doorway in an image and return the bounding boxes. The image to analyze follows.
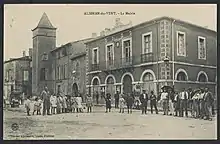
[142,72,155,94]
[106,77,115,99]
[176,72,187,81]
[92,78,99,97]
[198,73,207,82]
[123,75,133,94]
[72,83,78,96]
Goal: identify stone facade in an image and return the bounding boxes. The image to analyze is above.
[86,16,217,101]
[4,56,32,100]
[32,13,56,95]
[32,13,92,99]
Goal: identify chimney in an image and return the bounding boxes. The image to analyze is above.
[22,51,26,57]
[115,18,121,26]
[92,33,97,38]
[100,31,105,36]
[29,48,33,58]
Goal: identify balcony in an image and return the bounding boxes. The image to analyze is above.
[141,53,154,63]
[100,53,154,71]
[91,64,99,71]
[89,53,154,72]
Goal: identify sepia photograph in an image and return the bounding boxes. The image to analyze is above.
[3,4,217,140]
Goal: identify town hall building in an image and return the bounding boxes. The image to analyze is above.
[85,17,217,99]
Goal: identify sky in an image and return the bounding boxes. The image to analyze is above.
[4,4,217,61]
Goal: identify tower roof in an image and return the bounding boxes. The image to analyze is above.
[33,12,56,30]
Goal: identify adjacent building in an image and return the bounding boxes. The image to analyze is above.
[32,13,92,100]
[4,50,32,100]
[50,38,92,100]
[85,17,217,100]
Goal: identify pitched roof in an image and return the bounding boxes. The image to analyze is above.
[50,38,93,53]
[32,12,56,30]
[4,56,31,64]
[85,16,216,44]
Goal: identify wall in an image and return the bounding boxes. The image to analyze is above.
[32,27,56,95]
[173,22,217,66]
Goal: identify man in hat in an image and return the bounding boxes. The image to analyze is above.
[160,87,169,115]
[203,87,214,120]
[179,88,189,117]
[114,91,120,108]
[41,86,51,116]
[140,90,148,114]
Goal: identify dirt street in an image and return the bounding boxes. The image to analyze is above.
[3,106,217,140]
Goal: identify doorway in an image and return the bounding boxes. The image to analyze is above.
[123,75,132,94]
[72,83,78,96]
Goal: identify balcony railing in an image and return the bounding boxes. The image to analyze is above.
[141,53,154,63]
[89,53,154,72]
[91,64,99,71]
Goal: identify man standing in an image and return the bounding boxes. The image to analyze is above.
[179,88,189,117]
[188,88,193,116]
[174,91,180,116]
[114,91,120,108]
[140,90,148,114]
[160,88,169,115]
[95,91,99,104]
[168,89,175,116]
[150,91,158,114]
[41,87,51,116]
[203,87,214,120]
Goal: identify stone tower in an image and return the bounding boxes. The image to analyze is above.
[32,12,56,95]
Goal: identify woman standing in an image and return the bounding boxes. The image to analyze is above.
[126,93,134,114]
[105,93,112,113]
[119,93,126,113]
[76,94,83,113]
[191,90,200,118]
[50,93,57,114]
[62,95,67,113]
[86,94,93,113]
[56,95,62,114]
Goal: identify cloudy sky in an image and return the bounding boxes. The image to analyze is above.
[4,4,216,61]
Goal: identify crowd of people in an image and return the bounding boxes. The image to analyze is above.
[25,87,86,116]
[24,86,216,121]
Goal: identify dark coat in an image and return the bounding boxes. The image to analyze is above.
[140,93,148,105]
[105,94,111,109]
[204,91,214,106]
[126,96,134,106]
[114,93,119,100]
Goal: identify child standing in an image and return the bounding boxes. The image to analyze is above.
[50,93,57,114]
[119,94,126,113]
[24,96,31,116]
[86,94,93,113]
[70,96,76,113]
[56,95,62,114]
[33,97,42,115]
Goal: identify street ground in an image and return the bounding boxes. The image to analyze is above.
[3,105,217,140]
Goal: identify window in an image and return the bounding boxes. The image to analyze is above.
[23,70,29,81]
[92,48,99,64]
[56,66,59,80]
[123,39,131,58]
[198,73,207,82]
[198,36,206,60]
[176,72,187,81]
[142,32,152,54]
[62,48,67,56]
[40,68,46,81]
[64,64,68,79]
[143,73,154,82]
[58,66,61,80]
[106,43,114,65]
[42,53,48,61]
[177,31,186,56]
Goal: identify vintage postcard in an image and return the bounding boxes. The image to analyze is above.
[3,4,217,140]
